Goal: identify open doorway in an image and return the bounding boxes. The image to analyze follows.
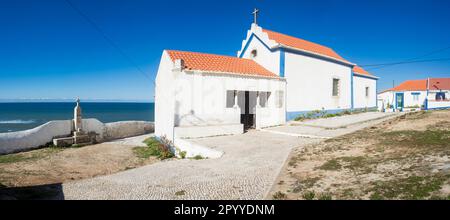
[238,91,257,130]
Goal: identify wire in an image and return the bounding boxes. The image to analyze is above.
[64,0,153,82]
[362,57,450,67]
[361,45,450,71]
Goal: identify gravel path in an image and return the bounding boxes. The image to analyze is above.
[62,112,401,200]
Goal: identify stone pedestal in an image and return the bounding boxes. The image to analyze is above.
[74,131,90,144]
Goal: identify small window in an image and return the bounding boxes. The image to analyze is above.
[259,92,271,108]
[365,87,369,97]
[226,90,235,108]
[412,93,419,101]
[275,91,284,108]
[332,78,340,96]
[436,92,446,101]
[251,49,257,58]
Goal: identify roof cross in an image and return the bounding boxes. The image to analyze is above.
[252,8,259,25]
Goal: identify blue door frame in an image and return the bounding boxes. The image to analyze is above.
[395,93,404,111]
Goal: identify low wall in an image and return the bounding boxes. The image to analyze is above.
[0,120,72,154]
[0,119,154,155]
[428,101,450,109]
[104,121,154,141]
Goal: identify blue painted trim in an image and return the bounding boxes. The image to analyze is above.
[411,92,421,95]
[286,107,377,121]
[238,33,355,68]
[279,48,285,77]
[238,33,273,58]
[353,73,379,80]
[395,92,404,111]
[375,79,378,108]
[283,47,353,67]
[427,106,450,110]
[351,71,354,109]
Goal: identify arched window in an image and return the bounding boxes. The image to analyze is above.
[251,49,257,58]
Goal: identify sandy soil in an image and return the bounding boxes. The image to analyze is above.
[0,136,157,188]
[270,110,450,200]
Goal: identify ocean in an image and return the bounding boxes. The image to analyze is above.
[0,102,154,133]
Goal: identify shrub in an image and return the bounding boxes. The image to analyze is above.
[179,151,187,159]
[139,136,174,160]
[302,191,316,200]
[192,155,204,160]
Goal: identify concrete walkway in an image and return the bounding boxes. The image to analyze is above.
[61,112,401,200]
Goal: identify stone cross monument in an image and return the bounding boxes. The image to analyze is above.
[73,98,89,144]
[74,98,83,132]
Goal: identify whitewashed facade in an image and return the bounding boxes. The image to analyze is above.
[237,24,378,120]
[377,78,450,111]
[155,24,379,140]
[155,51,286,141]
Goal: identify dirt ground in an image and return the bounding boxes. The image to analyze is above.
[270,110,450,200]
[0,140,157,188]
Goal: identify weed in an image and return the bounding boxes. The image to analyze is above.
[175,190,186,196]
[302,191,315,200]
[272,191,287,200]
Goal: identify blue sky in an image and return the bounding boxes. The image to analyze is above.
[1,0,449,102]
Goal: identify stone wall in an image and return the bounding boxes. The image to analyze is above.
[0,119,154,155]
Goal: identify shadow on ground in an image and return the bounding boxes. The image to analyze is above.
[0,183,64,200]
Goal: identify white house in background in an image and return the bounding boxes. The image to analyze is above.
[378,77,450,111]
[155,23,378,141]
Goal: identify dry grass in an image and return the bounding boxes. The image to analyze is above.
[271,110,450,200]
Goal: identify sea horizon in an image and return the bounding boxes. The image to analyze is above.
[0,99,154,103]
[0,102,155,133]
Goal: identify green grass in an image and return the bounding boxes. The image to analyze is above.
[133,137,174,160]
[0,154,27,164]
[380,130,450,150]
[0,147,64,164]
[369,174,449,200]
[318,159,342,171]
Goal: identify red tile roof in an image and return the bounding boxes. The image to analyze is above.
[166,50,279,78]
[389,79,427,91]
[384,78,450,92]
[429,78,450,90]
[262,29,350,64]
[353,66,376,77]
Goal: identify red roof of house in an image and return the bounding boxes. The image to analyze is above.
[262,29,350,64]
[384,78,450,92]
[389,79,427,91]
[429,78,450,90]
[166,50,279,78]
[353,66,376,77]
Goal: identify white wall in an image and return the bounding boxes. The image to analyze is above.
[403,91,427,107]
[0,119,154,154]
[285,51,352,112]
[238,24,280,76]
[377,90,427,109]
[428,100,450,109]
[173,71,286,128]
[353,75,377,109]
[0,120,72,154]
[155,51,176,141]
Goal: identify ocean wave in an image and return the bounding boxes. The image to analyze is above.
[0,120,36,124]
